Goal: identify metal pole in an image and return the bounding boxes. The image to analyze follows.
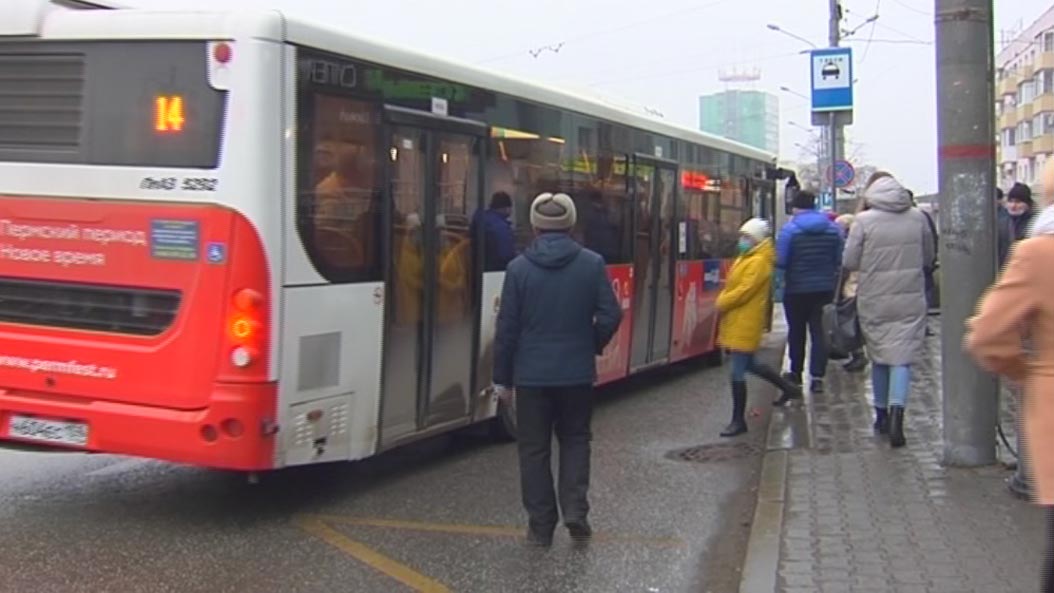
[829,0,844,204]
[936,0,998,466]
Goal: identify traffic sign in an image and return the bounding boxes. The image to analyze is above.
[819,191,834,212]
[810,47,854,113]
[833,160,855,188]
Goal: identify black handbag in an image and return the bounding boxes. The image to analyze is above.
[822,270,864,359]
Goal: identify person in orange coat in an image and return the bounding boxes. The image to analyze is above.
[715,218,803,437]
[966,163,1054,592]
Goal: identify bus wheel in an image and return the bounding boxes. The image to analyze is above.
[489,398,517,441]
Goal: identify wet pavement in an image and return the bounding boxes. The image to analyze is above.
[772,319,1045,593]
[0,336,787,593]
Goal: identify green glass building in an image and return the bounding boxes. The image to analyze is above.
[698,90,779,153]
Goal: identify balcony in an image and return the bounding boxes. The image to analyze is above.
[1019,139,1034,158]
[1021,61,1037,78]
[1019,102,1035,120]
[998,73,1020,96]
[1001,145,1018,164]
[998,109,1018,129]
[1034,134,1054,154]
[1036,93,1054,113]
[1040,51,1054,70]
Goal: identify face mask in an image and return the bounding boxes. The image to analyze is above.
[737,239,754,254]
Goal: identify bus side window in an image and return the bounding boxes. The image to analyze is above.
[296,93,383,283]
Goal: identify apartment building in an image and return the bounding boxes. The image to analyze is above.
[996,5,1054,189]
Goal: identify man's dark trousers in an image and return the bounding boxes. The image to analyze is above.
[516,385,593,534]
[784,291,834,378]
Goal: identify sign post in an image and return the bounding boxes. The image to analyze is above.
[810,47,854,202]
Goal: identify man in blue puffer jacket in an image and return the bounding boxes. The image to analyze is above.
[494,191,622,548]
[775,190,844,397]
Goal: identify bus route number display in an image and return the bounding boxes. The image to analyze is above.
[155,95,186,133]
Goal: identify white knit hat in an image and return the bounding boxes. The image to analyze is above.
[739,218,771,242]
[530,192,577,231]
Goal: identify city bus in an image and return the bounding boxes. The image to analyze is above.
[0,1,780,472]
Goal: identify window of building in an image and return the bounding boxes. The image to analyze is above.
[296,93,383,283]
[1034,114,1044,136]
[1045,31,1054,52]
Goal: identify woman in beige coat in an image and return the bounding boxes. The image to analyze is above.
[966,199,1054,592]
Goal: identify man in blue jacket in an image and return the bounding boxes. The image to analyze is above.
[472,191,517,271]
[493,191,622,547]
[775,190,844,398]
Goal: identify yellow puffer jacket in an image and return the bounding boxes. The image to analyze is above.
[717,238,775,353]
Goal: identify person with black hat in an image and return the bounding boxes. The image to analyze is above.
[774,189,844,397]
[1007,182,1036,245]
[471,190,516,272]
[493,192,622,548]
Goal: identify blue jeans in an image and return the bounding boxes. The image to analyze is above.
[730,351,757,382]
[871,364,911,408]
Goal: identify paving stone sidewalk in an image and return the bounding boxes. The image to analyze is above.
[776,320,1046,593]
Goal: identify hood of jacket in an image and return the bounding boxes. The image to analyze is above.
[1030,204,1054,237]
[745,237,776,261]
[864,176,912,213]
[524,232,583,269]
[791,209,838,233]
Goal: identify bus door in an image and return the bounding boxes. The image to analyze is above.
[749,177,777,331]
[629,155,678,371]
[379,106,484,448]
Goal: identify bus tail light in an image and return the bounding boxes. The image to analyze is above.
[228,288,264,368]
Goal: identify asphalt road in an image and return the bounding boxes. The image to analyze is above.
[0,348,783,593]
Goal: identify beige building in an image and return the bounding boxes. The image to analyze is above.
[996,5,1054,190]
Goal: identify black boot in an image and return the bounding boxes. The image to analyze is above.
[888,406,906,448]
[844,351,868,373]
[755,364,804,407]
[873,407,888,434]
[720,381,748,437]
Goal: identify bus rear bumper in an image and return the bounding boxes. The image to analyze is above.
[0,382,278,471]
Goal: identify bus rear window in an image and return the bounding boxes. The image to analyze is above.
[0,41,226,168]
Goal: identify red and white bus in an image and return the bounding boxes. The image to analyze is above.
[0,1,781,471]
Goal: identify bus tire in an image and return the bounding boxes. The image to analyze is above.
[490,398,517,441]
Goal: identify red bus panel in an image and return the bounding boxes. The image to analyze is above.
[596,264,633,386]
[0,196,276,470]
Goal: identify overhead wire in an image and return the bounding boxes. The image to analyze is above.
[473,0,736,65]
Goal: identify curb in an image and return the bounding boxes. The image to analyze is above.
[738,340,810,593]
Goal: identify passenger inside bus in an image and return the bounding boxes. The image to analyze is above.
[312,141,376,274]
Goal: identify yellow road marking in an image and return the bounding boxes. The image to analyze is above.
[295,515,452,593]
[306,513,686,548]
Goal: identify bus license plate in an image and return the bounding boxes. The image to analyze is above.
[7,415,88,447]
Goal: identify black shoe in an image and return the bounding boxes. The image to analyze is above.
[782,372,803,387]
[888,406,905,448]
[720,420,748,437]
[721,381,748,436]
[566,519,592,540]
[809,378,824,394]
[843,354,868,373]
[873,406,888,434]
[524,527,553,548]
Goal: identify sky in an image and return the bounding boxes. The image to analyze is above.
[120,0,1052,194]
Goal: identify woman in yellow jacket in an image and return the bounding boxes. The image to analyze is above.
[716,218,805,437]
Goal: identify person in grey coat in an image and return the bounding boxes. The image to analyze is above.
[843,174,935,448]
